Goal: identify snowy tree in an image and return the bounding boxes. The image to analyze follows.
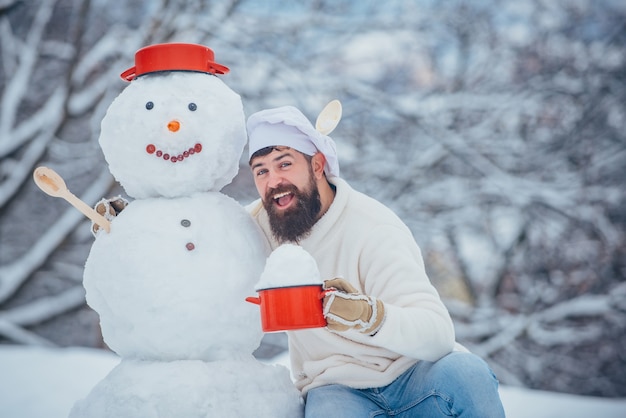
[1,0,624,397]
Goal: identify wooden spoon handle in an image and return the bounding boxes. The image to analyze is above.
[62,189,111,233]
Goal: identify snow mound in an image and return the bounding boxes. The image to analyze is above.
[2,346,626,418]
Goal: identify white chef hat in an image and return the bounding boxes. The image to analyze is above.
[247,106,340,178]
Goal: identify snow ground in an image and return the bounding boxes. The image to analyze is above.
[1,345,624,418]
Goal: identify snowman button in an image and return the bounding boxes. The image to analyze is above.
[181,219,191,227]
[186,242,195,251]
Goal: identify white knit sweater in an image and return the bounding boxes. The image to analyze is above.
[247,177,458,395]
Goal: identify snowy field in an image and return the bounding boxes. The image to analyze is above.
[1,345,624,418]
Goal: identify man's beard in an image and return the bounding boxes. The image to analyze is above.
[264,177,322,244]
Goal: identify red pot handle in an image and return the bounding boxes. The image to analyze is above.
[245,296,261,305]
[120,67,136,82]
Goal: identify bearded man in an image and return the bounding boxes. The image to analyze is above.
[246,106,505,418]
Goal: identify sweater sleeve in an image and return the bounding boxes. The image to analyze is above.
[348,224,456,361]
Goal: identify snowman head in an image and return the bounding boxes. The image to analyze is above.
[99,44,245,199]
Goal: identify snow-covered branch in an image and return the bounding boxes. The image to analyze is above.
[0,318,56,346]
[453,286,626,356]
[0,285,85,326]
[0,0,56,152]
[0,132,49,208]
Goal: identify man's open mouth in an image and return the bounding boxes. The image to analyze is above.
[273,191,294,208]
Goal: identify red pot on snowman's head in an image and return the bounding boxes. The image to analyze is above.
[120,43,230,82]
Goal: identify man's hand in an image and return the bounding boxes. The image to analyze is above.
[322,278,385,335]
[91,196,128,235]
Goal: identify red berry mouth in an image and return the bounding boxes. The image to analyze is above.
[146,143,202,163]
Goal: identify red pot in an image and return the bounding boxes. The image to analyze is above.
[120,43,230,81]
[246,285,328,332]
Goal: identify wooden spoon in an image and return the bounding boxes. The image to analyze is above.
[33,166,111,233]
[315,99,342,135]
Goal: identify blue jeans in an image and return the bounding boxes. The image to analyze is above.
[304,352,505,418]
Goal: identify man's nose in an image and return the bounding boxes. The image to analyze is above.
[266,171,284,189]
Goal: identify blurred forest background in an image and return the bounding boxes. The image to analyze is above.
[1,0,625,398]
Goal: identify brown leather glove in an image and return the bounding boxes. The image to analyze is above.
[322,278,385,335]
[91,196,129,235]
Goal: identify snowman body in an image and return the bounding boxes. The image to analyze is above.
[84,193,265,361]
[70,67,302,416]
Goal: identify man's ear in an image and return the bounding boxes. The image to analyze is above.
[311,152,327,179]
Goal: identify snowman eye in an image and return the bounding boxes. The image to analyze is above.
[146,101,154,110]
[188,103,197,111]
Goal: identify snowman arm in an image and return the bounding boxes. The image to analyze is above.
[91,195,129,236]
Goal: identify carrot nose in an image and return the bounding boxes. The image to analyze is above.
[168,120,180,132]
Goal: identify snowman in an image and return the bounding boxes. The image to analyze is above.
[68,43,303,417]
